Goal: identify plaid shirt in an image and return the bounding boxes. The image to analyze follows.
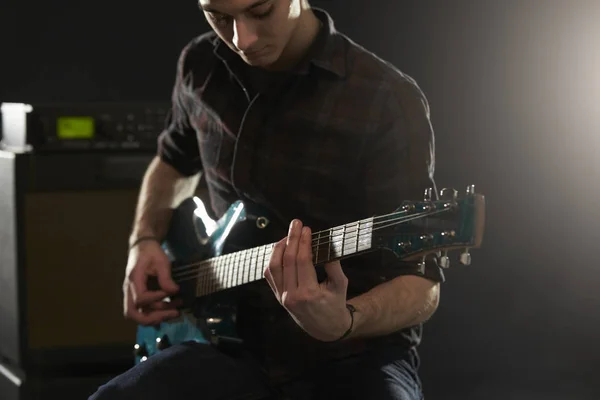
[158,8,442,379]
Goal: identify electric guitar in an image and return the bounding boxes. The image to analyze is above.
[133,185,485,363]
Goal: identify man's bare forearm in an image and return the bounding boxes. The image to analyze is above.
[346,275,440,339]
[129,156,200,246]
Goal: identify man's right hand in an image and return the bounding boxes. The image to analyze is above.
[123,239,181,326]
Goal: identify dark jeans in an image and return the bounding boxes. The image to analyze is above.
[88,341,424,400]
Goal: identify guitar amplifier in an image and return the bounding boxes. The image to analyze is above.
[0,358,121,400]
[0,148,155,371]
[0,102,168,153]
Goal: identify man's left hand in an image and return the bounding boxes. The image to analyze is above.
[264,219,352,342]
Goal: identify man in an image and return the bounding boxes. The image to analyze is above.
[90,0,443,399]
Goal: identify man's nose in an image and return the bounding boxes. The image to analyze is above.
[232,18,259,52]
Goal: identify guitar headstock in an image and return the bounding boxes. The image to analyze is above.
[374,185,485,269]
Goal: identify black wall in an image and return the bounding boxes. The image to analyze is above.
[2,0,599,398]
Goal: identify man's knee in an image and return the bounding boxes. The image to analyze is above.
[88,382,121,400]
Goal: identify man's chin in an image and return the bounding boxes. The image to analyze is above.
[240,50,280,68]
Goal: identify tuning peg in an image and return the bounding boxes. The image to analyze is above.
[440,188,458,202]
[424,187,433,201]
[133,343,148,358]
[438,250,450,268]
[459,248,472,265]
[466,184,475,195]
[418,256,427,274]
[156,335,171,351]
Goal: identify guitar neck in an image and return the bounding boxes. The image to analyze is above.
[193,217,375,296]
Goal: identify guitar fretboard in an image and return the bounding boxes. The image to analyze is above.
[194,217,374,296]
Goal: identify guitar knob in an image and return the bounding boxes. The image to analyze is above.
[418,256,426,274]
[156,335,171,351]
[440,188,458,202]
[133,343,148,358]
[438,251,450,268]
[459,249,472,266]
[423,187,433,201]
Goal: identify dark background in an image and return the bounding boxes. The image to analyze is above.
[2,0,599,398]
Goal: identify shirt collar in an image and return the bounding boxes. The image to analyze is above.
[306,8,346,78]
[211,8,346,78]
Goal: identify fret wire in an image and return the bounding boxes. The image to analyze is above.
[238,249,243,286]
[239,250,244,285]
[197,263,202,295]
[218,252,223,289]
[248,247,252,284]
[237,252,244,286]
[342,224,346,257]
[233,252,238,286]
[255,246,261,281]
[347,222,357,256]
[254,246,265,279]
[214,259,217,291]
[230,252,236,287]
[260,246,266,279]
[225,254,229,288]
[220,254,225,290]
[261,246,266,280]
[229,253,235,288]
[220,254,226,290]
[315,230,320,265]
[237,251,241,286]
[221,254,226,289]
[256,246,262,280]
[262,245,267,279]
[211,256,217,293]
[356,220,360,253]
[256,247,261,281]
[205,260,210,292]
[227,252,233,289]
[241,249,246,286]
[204,258,211,294]
[204,258,210,294]
[227,253,233,289]
[344,223,350,256]
[208,258,213,294]
[328,228,332,261]
[248,247,258,282]
[235,251,241,286]
[245,249,254,283]
[258,245,264,280]
[241,250,246,285]
[247,247,253,284]
[213,256,218,291]
[218,254,223,290]
[201,259,208,295]
[254,246,259,281]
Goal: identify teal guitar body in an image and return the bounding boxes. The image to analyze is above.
[134,197,275,363]
[133,186,486,364]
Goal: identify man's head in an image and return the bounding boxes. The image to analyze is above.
[199,0,317,69]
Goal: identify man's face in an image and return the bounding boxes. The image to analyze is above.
[199,0,302,68]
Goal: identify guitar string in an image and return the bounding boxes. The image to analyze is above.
[170,207,449,282]
[171,207,452,286]
[170,208,433,278]
[174,209,451,297]
[173,208,440,271]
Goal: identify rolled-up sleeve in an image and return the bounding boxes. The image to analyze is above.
[360,74,444,283]
[157,41,203,177]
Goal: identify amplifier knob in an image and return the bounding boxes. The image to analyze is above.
[156,335,171,350]
[133,343,148,358]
